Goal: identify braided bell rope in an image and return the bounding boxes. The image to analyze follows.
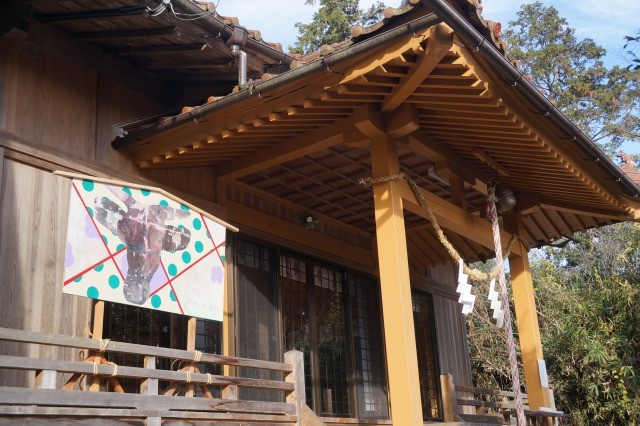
[358,173,516,281]
[487,183,526,426]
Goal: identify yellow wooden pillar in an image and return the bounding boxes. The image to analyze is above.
[370,134,423,424]
[503,212,552,410]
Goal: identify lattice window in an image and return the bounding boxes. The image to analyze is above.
[236,239,281,402]
[281,253,313,408]
[314,264,349,416]
[349,274,389,418]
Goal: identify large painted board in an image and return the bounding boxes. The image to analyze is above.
[61,174,237,321]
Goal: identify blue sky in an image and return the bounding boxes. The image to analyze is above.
[215,0,640,154]
[216,0,639,67]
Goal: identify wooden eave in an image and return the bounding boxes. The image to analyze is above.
[119,25,640,267]
[23,0,290,103]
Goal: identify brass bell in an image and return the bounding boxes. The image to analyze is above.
[495,184,516,212]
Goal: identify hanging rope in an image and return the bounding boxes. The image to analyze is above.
[358,173,516,281]
[486,183,526,426]
[98,339,110,353]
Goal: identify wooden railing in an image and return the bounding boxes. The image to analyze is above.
[0,327,319,425]
[440,373,569,425]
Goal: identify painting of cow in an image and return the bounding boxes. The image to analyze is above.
[93,186,191,305]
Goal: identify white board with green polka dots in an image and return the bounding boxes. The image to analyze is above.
[62,177,235,321]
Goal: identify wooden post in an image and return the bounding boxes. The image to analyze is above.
[284,350,305,426]
[186,317,197,397]
[140,356,158,395]
[89,300,105,392]
[35,370,57,390]
[503,212,552,410]
[222,384,238,400]
[440,373,458,422]
[370,134,424,424]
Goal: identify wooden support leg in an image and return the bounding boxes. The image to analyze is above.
[503,212,552,410]
[370,135,423,424]
[186,317,196,397]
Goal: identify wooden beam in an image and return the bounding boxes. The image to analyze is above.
[503,212,553,410]
[472,149,510,176]
[400,182,522,257]
[539,199,634,221]
[384,104,419,137]
[353,103,385,137]
[515,191,632,221]
[381,24,454,112]
[223,199,374,269]
[340,25,436,85]
[401,131,488,193]
[370,134,423,424]
[216,117,360,180]
[72,26,179,41]
[103,43,206,56]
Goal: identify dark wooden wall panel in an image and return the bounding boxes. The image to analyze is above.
[0,159,93,387]
[95,76,167,169]
[426,263,473,388]
[1,48,97,160]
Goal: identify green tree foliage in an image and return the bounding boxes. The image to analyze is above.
[503,2,640,152]
[533,224,640,424]
[466,5,640,423]
[290,0,384,55]
[468,225,640,425]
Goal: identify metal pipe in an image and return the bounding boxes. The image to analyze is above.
[230,45,247,86]
[419,0,640,197]
[169,0,296,66]
[112,13,443,148]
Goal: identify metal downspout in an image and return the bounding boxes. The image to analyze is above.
[170,0,295,66]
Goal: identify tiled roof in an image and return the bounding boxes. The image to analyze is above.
[619,154,640,186]
[182,0,509,101]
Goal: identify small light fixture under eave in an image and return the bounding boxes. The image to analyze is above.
[302,215,318,231]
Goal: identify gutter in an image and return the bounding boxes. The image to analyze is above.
[419,0,640,198]
[171,0,295,66]
[112,13,443,149]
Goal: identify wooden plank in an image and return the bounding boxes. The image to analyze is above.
[284,350,305,426]
[0,328,293,373]
[0,406,298,423]
[0,387,296,415]
[185,317,197,397]
[370,135,423,425]
[0,355,294,392]
[34,370,57,390]
[140,356,158,395]
[440,373,460,422]
[0,147,3,192]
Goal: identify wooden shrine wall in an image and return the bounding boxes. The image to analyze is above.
[0,42,216,386]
